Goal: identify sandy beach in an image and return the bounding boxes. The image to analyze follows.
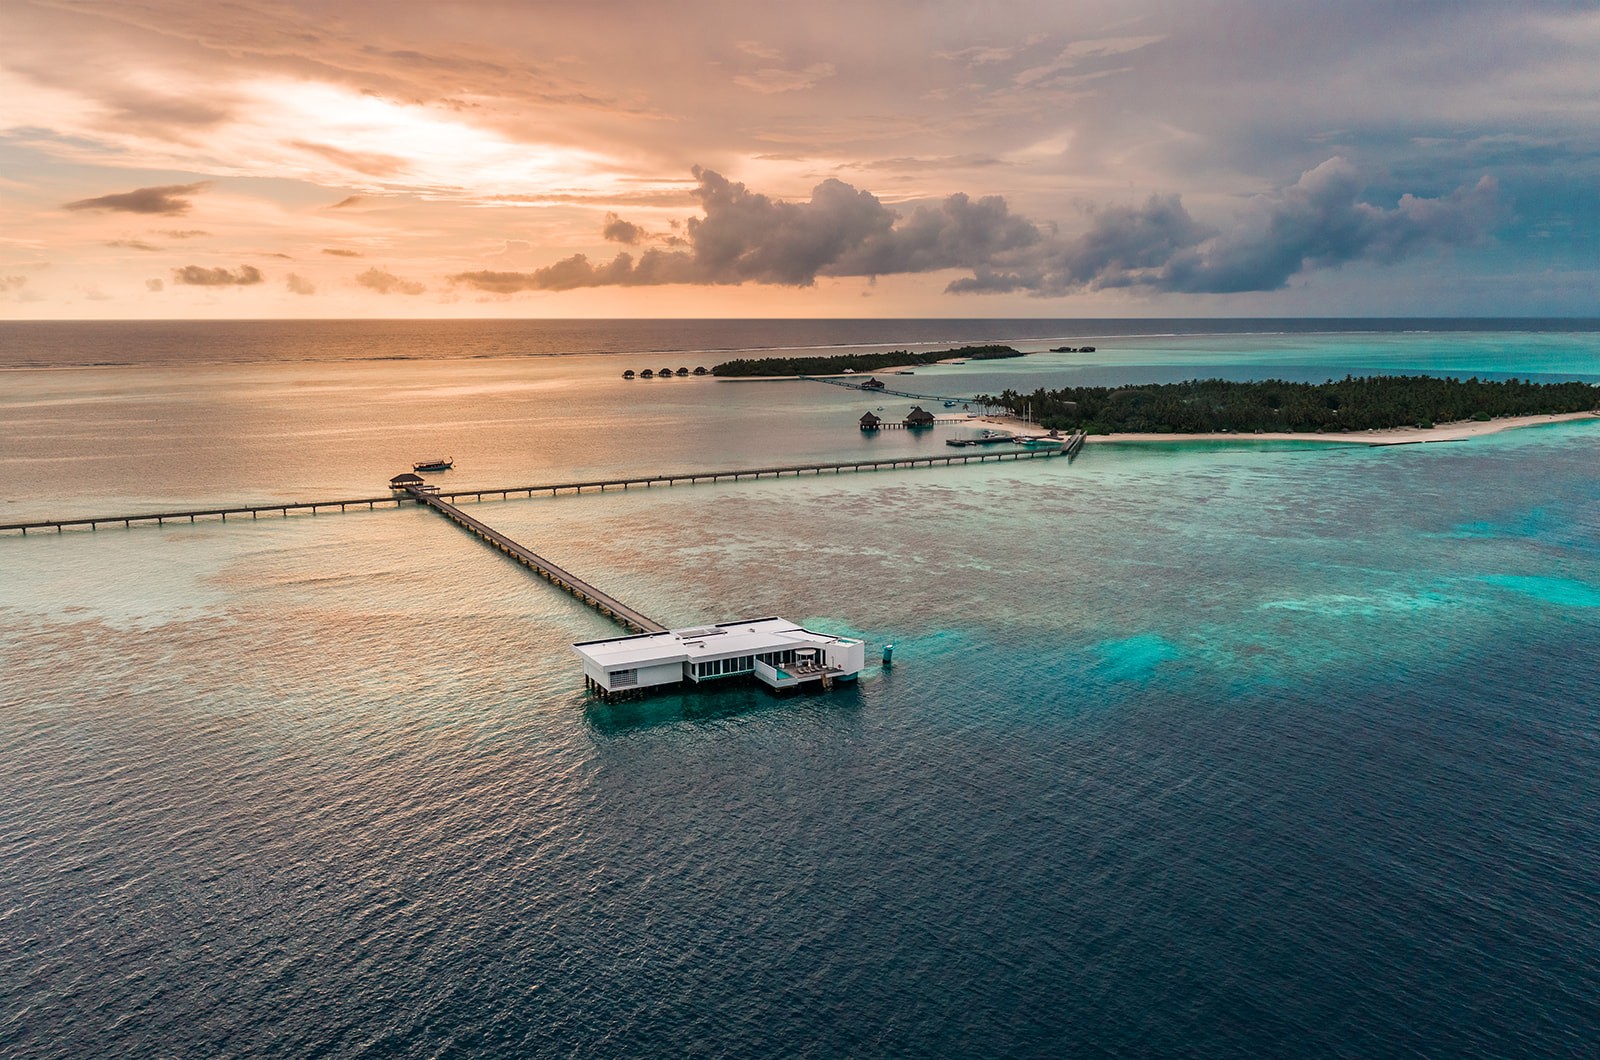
[968,410,1599,446]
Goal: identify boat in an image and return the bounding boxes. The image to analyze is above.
[413,457,453,472]
[944,400,957,407]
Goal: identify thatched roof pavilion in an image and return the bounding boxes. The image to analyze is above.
[390,473,425,489]
[904,406,935,428]
[859,411,882,430]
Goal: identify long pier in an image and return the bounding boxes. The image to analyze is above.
[804,376,990,405]
[1,445,1077,534]
[407,487,665,634]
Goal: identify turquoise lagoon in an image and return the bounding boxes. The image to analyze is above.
[1,321,1597,1057]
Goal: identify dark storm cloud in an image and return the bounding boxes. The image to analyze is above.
[451,162,1498,296]
[171,264,263,286]
[977,157,1501,295]
[64,182,212,216]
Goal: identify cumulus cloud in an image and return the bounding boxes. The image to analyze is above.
[453,162,1497,298]
[963,157,1500,295]
[602,213,647,244]
[64,183,211,216]
[286,273,315,295]
[356,267,424,294]
[146,278,164,291]
[172,264,264,286]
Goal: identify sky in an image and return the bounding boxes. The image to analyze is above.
[2,0,1597,319]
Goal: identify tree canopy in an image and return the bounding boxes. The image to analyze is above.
[977,375,1600,433]
[712,345,1022,377]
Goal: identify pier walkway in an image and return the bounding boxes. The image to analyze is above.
[1,445,1077,534]
[406,486,665,635]
[803,376,991,405]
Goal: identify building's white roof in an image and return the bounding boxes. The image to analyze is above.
[573,616,858,672]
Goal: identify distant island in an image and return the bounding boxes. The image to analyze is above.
[712,345,1024,377]
[979,376,1600,434]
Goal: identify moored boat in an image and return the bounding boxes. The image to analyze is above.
[413,457,454,472]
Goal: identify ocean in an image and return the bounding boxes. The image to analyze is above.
[2,320,1598,1057]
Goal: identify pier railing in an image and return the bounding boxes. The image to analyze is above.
[2,443,1081,534]
[407,487,665,634]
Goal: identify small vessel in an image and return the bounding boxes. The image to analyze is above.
[944,400,957,407]
[413,457,453,472]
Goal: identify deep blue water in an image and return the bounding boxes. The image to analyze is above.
[1,321,1597,1057]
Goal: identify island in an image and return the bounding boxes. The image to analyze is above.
[712,344,1024,377]
[976,375,1600,434]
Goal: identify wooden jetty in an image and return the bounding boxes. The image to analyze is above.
[804,376,989,405]
[1,445,1080,534]
[0,495,404,534]
[425,446,1072,503]
[406,486,665,635]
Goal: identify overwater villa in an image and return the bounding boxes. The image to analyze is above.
[574,617,866,699]
[904,406,936,428]
[859,411,882,431]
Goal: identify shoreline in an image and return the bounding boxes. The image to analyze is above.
[970,410,1599,446]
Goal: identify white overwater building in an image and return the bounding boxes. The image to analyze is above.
[573,617,866,699]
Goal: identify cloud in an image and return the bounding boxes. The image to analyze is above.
[356,267,424,294]
[107,240,162,251]
[164,229,209,238]
[976,157,1500,295]
[450,161,1497,298]
[172,264,264,286]
[453,166,1040,292]
[0,276,27,292]
[291,141,409,178]
[286,273,315,295]
[734,62,836,94]
[322,247,363,257]
[329,196,365,209]
[64,183,212,216]
[146,278,164,291]
[602,213,647,244]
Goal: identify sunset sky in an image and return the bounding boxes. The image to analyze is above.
[2,0,1596,319]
